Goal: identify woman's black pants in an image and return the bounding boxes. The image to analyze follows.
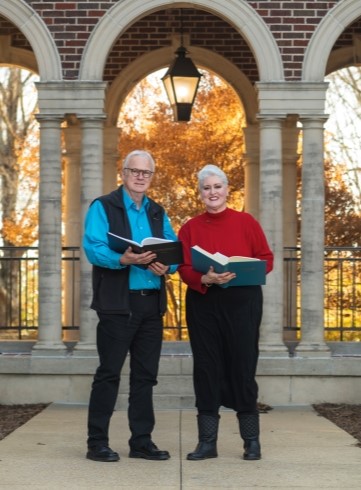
[186,285,263,414]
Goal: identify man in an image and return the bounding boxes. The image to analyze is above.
[83,150,177,462]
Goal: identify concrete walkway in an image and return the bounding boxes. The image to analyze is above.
[0,404,360,489]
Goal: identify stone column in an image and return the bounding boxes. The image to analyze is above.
[103,126,120,194]
[282,116,300,341]
[32,116,66,355]
[258,116,288,356]
[74,117,105,352]
[295,117,330,356]
[63,124,82,341]
[243,124,260,218]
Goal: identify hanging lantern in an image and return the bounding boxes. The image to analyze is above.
[162,45,202,122]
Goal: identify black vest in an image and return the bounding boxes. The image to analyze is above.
[90,186,167,314]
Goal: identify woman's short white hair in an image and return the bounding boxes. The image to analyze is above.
[122,150,155,171]
[197,164,228,189]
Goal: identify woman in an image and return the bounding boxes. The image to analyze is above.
[178,164,273,461]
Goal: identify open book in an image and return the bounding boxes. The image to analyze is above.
[191,245,266,288]
[107,232,183,266]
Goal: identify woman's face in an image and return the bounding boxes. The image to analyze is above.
[200,175,228,213]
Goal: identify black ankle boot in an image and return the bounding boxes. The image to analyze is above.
[187,414,219,461]
[237,412,261,460]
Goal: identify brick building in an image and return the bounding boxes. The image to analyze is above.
[0,1,360,405]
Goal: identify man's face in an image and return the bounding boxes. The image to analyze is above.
[122,155,154,195]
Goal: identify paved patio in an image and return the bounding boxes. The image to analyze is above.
[0,404,360,489]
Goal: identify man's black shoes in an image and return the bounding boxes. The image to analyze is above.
[86,445,120,462]
[86,442,170,462]
[129,441,170,460]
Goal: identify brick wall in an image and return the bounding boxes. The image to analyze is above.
[0,1,359,81]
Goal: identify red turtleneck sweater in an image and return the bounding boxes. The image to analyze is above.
[178,208,274,294]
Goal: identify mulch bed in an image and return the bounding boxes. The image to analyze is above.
[0,404,49,441]
[313,403,361,447]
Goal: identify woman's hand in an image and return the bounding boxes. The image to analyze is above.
[201,266,236,287]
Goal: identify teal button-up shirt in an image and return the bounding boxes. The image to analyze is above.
[83,189,178,290]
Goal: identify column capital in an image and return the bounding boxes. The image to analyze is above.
[256,81,328,116]
[299,114,329,124]
[36,81,107,116]
[35,113,64,122]
[77,114,107,121]
[78,115,106,129]
[257,113,287,121]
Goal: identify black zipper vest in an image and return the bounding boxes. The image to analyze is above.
[90,185,167,314]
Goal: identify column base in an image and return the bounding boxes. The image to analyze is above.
[73,341,97,356]
[294,342,331,358]
[259,342,290,358]
[32,341,67,357]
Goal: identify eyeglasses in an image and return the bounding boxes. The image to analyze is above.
[124,167,154,179]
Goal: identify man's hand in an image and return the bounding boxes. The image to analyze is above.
[120,247,156,267]
[147,261,170,276]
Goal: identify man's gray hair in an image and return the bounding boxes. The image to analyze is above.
[123,150,155,171]
[197,164,228,189]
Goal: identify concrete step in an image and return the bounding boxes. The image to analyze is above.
[117,370,195,409]
[116,394,195,410]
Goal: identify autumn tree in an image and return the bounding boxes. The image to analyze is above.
[0,67,39,333]
[325,66,361,213]
[323,158,361,247]
[0,67,39,245]
[118,71,245,232]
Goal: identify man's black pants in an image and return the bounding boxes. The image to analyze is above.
[87,293,163,449]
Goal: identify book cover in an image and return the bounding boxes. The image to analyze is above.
[107,232,183,266]
[191,245,266,287]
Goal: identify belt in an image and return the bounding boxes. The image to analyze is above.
[129,289,160,296]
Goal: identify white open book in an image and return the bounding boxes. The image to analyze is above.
[107,232,183,266]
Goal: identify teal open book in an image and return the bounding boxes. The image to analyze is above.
[107,232,183,266]
[191,245,267,288]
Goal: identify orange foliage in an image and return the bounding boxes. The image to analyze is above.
[118,71,246,232]
[1,130,39,246]
[2,211,38,246]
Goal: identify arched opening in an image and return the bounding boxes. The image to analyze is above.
[116,67,247,339]
[0,65,40,340]
[322,66,361,341]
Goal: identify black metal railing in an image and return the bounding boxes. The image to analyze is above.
[0,246,360,341]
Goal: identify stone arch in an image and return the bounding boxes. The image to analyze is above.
[0,0,62,80]
[80,0,283,82]
[106,46,258,126]
[303,0,361,81]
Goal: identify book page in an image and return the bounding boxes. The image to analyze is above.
[227,255,259,262]
[141,237,172,246]
[192,246,259,266]
[108,232,172,247]
[212,252,229,265]
[213,252,259,264]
